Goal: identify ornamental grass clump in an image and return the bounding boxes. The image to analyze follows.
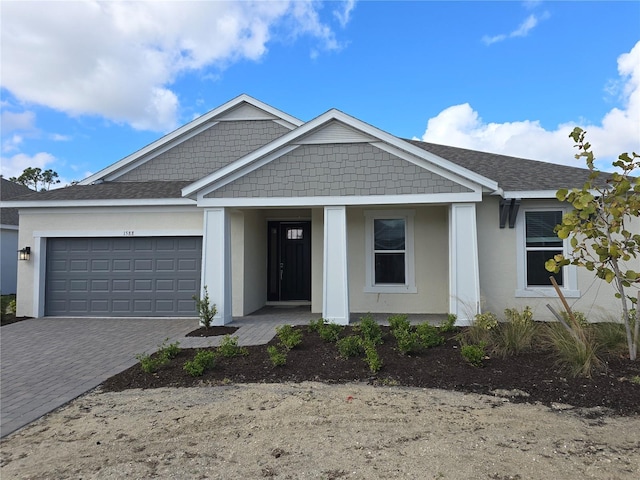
[493,306,537,357]
[462,311,499,346]
[544,321,603,378]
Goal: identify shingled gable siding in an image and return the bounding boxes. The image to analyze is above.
[205,144,472,198]
[117,120,290,182]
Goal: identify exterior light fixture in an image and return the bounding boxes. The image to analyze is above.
[18,246,31,261]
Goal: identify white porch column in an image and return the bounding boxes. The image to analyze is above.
[323,206,350,325]
[449,203,480,325]
[202,208,232,325]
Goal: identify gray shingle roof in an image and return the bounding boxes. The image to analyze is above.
[407,140,596,192]
[11,181,192,202]
[1,178,35,225]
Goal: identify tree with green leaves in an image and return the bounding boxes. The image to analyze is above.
[546,127,640,360]
[9,167,60,191]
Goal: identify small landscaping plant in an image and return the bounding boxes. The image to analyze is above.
[267,345,288,366]
[275,324,303,350]
[416,322,445,348]
[463,311,499,346]
[387,314,410,332]
[136,339,180,373]
[336,335,364,358]
[363,340,383,373]
[314,320,344,343]
[193,286,217,329]
[460,342,486,367]
[218,335,248,357]
[183,349,216,377]
[544,321,603,378]
[493,306,537,357]
[439,313,458,333]
[355,314,383,345]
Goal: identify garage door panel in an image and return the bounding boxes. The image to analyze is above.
[46,237,202,316]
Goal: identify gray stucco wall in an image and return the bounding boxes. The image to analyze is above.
[118,120,290,182]
[206,143,471,198]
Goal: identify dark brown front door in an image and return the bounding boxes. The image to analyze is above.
[267,221,311,301]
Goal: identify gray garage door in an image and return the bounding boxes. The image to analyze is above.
[46,237,202,316]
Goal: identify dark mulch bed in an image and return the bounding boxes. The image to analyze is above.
[186,326,239,337]
[102,326,640,416]
[0,314,30,326]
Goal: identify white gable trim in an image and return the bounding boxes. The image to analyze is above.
[3,198,196,208]
[196,191,482,208]
[80,94,303,185]
[104,121,219,181]
[183,109,499,198]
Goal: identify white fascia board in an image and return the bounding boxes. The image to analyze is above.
[33,229,202,238]
[503,190,560,199]
[0,224,19,230]
[103,122,219,181]
[196,191,482,208]
[3,198,196,208]
[80,94,303,185]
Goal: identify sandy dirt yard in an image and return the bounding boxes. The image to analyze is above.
[1,382,638,479]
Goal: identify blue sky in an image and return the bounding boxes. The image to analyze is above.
[1,1,639,186]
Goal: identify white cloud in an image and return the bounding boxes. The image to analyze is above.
[0,152,57,180]
[0,1,346,132]
[482,11,549,45]
[334,0,357,28]
[419,41,640,170]
[1,111,36,134]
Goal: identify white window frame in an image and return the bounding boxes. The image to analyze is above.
[364,210,417,294]
[515,204,580,298]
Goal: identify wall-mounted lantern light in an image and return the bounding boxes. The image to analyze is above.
[18,246,31,261]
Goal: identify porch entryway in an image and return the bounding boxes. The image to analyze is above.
[267,221,311,301]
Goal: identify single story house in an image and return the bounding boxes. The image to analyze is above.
[8,95,632,324]
[1,177,34,295]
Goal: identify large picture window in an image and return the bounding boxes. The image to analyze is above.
[365,211,416,293]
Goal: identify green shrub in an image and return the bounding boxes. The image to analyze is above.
[416,322,444,348]
[363,341,383,373]
[308,318,326,333]
[544,322,602,378]
[318,322,344,343]
[267,345,288,366]
[387,314,410,332]
[136,352,168,373]
[192,286,217,329]
[440,313,458,333]
[493,307,536,357]
[461,343,486,367]
[158,338,181,359]
[393,326,419,355]
[183,350,216,377]
[218,335,248,357]
[355,314,383,345]
[276,324,303,350]
[136,339,180,373]
[337,335,364,358]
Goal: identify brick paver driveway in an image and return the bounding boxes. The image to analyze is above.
[0,317,197,438]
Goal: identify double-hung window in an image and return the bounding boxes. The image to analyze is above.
[516,207,579,297]
[364,211,416,293]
